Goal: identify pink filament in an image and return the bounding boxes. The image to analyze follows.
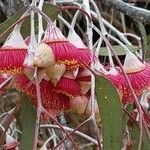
[78,48,92,67]
[16,75,70,113]
[108,63,150,103]
[0,47,27,74]
[45,41,80,70]
[56,76,81,98]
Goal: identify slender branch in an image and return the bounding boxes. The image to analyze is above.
[102,0,150,24]
[42,108,79,150]
[0,99,22,146]
[40,123,98,145]
[58,1,131,45]
[38,0,44,43]
[32,68,42,150]
[61,6,92,21]
[52,117,92,149]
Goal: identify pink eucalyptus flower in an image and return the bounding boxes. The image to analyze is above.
[108,52,150,103]
[56,70,81,98]
[0,47,27,74]
[0,27,27,75]
[68,31,92,67]
[16,75,70,115]
[42,22,81,70]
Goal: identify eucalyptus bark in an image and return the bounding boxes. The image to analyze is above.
[102,0,150,24]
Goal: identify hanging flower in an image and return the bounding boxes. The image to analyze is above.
[56,70,81,98]
[68,31,92,67]
[108,52,150,103]
[42,22,81,70]
[0,26,27,75]
[16,75,70,115]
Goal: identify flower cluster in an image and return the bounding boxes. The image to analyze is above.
[0,21,94,118]
[1,17,150,122]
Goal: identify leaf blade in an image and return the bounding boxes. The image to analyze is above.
[19,95,36,150]
[0,3,60,43]
[95,76,123,150]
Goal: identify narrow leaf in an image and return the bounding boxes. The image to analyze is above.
[130,122,139,150]
[99,45,139,56]
[0,7,27,42]
[131,123,150,150]
[95,76,123,150]
[19,95,36,150]
[0,3,60,43]
[122,104,133,130]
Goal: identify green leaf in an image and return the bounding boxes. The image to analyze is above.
[122,104,133,128]
[143,129,150,150]
[19,95,36,150]
[20,3,61,38]
[131,123,150,150]
[130,122,140,150]
[99,45,139,56]
[0,3,60,43]
[0,7,28,43]
[95,76,123,150]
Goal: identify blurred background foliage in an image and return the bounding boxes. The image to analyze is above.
[0,0,150,56]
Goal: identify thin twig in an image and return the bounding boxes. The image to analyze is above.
[102,0,150,24]
[52,117,92,149]
[61,6,92,22]
[42,108,79,150]
[40,123,98,145]
[32,68,42,150]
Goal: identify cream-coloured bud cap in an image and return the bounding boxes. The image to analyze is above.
[45,64,66,86]
[33,43,55,68]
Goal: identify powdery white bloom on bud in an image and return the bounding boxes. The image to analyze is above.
[43,23,67,41]
[94,59,109,75]
[0,26,27,75]
[123,51,145,73]
[3,26,28,49]
[68,30,87,49]
[45,64,66,86]
[68,31,92,68]
[3,133,19,150]
[33,43,56,68]
[108,67,118,75]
